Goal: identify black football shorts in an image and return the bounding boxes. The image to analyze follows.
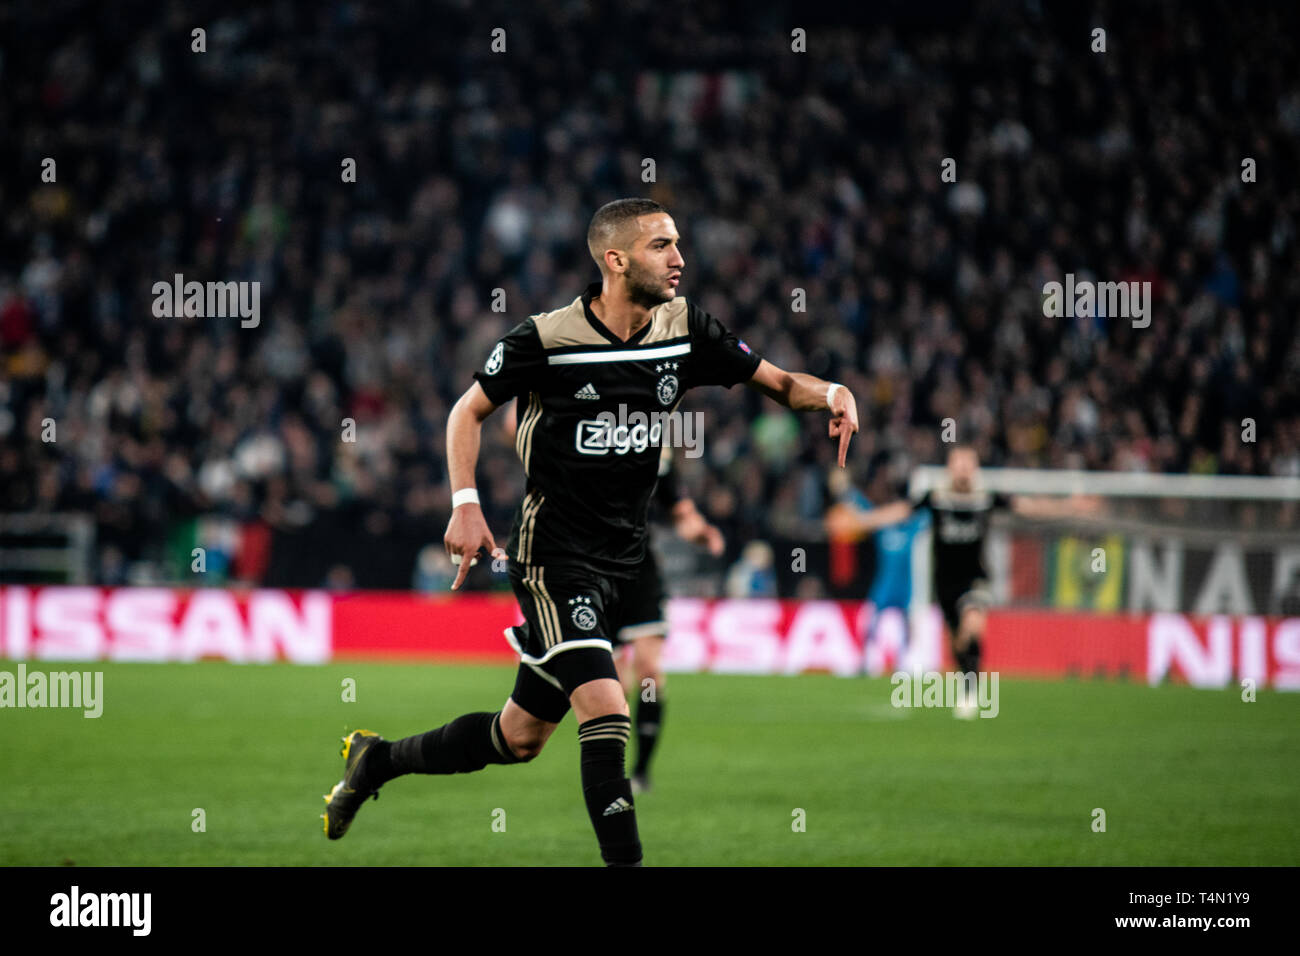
[936,577,993,635]
[612,549,667,646]
[503,556,645,722]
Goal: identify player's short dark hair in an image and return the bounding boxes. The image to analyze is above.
[587,198,668,270]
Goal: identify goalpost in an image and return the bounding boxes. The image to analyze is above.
[905,467,1300,641]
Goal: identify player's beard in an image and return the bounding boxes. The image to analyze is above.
[624,259,674,308]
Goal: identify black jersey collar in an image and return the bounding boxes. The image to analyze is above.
[581,282,654,346]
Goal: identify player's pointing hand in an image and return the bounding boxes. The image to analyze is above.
[444,497,505,591]
[827,383,860,468]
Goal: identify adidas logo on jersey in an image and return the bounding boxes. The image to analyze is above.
[574,383,601,400]
[602,797,633,816]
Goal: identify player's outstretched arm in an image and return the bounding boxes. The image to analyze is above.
[832,499,913,535]
[747,359,860,467]
[671,498,725,556]
[1010,494,1103,520]
[444,382,507,590]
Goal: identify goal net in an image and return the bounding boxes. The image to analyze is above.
[906,467,1300,617]
[886,467,1300,685]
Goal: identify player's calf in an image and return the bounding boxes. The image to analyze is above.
[572,677,642,866]
[956,606,986,675]
[631,635,667,791]
[364,707,545,788]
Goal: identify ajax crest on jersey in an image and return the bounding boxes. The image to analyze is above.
[485,342,504,375]
[654,362,680,406]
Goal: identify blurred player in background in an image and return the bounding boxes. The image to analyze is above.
[613,445,724,794]
[826,459,929,675]
[841,444,1094,716]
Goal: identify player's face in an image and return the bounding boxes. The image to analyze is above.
[948,448,978,491]
[624,213,684,307]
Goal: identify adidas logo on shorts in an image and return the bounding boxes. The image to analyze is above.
[603,797,633,816]
[574,383,600,400]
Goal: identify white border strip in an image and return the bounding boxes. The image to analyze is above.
[503,626,612,665]
[548,343,691,365]
[617,621,667,641]
[908,466,1300,501]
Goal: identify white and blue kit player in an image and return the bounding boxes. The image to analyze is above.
[839,480,929,674]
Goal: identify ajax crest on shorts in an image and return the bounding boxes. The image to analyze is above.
[568,595,597,631]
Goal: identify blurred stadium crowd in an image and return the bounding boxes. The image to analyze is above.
[1,0,1298,589]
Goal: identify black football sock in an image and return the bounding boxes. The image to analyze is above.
[966,636,983,675]
[577,715,642,866]
[367,712,520,787]
[632,698,663,778]
[954,642,976,676]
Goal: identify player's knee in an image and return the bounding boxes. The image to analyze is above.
[634,659,663,687]
[499,712,553,763]
[504,728,546,762]
[511,744,542,763]
[570,677,630,723]
[633,637,664,684]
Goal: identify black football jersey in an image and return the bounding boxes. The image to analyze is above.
[473,282,761,575]
[912,484,1011,592]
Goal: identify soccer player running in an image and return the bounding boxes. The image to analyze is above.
[612,446,725,794]
[321,198,859,864]
[844,444,1092,717]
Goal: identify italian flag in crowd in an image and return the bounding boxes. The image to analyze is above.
[166,517,271,584]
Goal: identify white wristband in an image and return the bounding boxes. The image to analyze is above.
[826,383,844,409]
[451,488,480,509]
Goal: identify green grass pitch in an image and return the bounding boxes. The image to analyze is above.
[2,661,1297,865]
